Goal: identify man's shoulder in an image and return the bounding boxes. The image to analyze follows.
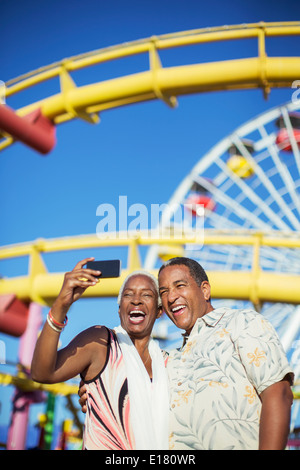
[218,306,260,317]
[214,306,262,327]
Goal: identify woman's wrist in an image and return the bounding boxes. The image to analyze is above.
[50,300,70,324]
[47,309,68,333]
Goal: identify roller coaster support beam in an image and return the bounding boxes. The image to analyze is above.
[0,104,56,154]
[6,303,43,450]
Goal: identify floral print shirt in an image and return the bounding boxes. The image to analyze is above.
[167,307,293,450]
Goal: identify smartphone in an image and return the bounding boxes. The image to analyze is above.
[85,259,121,278]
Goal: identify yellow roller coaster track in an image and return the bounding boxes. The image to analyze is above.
[1,21,300,152]
[0,370,298,399]
[0,230,299,308]
[0,370,78,396]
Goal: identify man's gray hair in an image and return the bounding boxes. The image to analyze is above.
[117,270,161,306]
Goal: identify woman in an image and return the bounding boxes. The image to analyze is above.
[31,258,169,450]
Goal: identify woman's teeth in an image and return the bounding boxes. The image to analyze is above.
[129,310,146,324]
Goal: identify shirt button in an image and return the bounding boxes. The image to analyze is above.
[178,382,182,386]
[171,404,175,408]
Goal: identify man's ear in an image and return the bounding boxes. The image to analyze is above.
[201,281,211,301]
[157,306,163,319]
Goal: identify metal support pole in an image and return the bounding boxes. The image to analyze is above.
[6,303,43,450]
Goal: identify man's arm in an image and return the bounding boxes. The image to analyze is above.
[259,377,293,450]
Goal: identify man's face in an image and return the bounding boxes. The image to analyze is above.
[158,264,212,334]
[118,274,160,339]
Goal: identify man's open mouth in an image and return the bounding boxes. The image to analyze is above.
[171,305,186,317]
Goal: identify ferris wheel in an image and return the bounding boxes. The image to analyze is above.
[146,100,300,377]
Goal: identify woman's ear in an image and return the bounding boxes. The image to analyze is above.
[156,306,163,319]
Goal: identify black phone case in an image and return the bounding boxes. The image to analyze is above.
[85,260,121,278]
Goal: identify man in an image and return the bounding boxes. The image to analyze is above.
[158,257,294,450]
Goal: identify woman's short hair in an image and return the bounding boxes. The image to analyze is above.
[117,270,161,306]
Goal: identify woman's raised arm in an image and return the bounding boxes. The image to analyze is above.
[31,258,104,384]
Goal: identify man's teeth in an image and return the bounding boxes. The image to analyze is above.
[171,305,185,312]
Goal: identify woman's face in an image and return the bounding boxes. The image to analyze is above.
[118,274,160,339]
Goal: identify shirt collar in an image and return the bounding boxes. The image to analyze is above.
[181,307,229,347]
[201,307,228,327]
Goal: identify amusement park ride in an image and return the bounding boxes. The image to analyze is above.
[0,21,300,449]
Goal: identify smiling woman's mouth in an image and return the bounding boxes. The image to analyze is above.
[129,310,146,324]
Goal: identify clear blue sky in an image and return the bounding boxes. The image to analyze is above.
[0,0,299,446]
